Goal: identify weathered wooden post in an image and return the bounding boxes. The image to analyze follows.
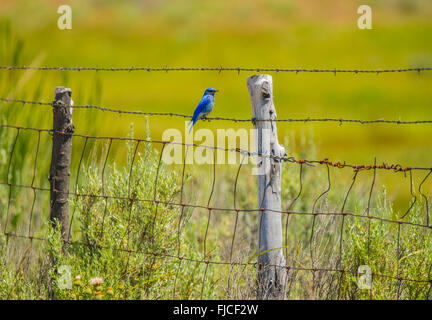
[49,86,73,243]
[247,74,287,300]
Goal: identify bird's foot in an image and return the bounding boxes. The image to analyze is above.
[251,117,256,125]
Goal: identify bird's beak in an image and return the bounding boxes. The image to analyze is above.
[215,90,219,92]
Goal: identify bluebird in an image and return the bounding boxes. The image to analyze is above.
[188,88,218,133]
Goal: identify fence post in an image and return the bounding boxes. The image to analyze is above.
[247,74,287,300]
[49,86,73,243]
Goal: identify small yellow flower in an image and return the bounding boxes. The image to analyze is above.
[95,291,103,300]
[106,287,114,296]
[84,286,92,294]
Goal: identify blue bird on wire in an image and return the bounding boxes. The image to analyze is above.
[188,88,218,134]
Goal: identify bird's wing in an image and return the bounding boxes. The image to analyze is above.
[189,95,212,133]
[191,95,212,122]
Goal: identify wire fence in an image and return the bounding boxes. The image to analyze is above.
[1,67,432,299]
[1,65,432,74]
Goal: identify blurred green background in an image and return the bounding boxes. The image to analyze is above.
[1,0,431,179]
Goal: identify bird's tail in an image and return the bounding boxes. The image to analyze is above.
[188,116,198,134]
[188,120,195,134]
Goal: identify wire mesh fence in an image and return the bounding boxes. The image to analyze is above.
[1,66,432,300]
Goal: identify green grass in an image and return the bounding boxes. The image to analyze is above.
[1,124,432,299]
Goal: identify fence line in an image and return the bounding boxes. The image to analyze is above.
[1,65,431,74]
[1,75,432,299]
[2,110,432,290]
[2,97,432,125]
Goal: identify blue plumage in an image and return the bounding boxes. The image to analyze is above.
[189,88,218,133]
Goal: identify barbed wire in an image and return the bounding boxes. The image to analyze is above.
[2,97,432,125]
[1,65,431,74]
[1,123,430,172]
